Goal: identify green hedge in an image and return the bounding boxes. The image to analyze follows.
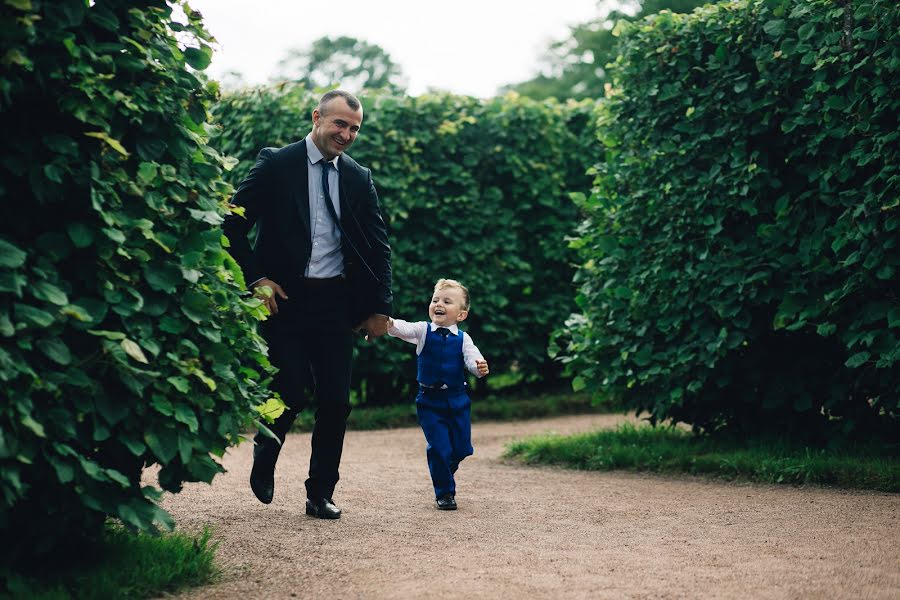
[0,0,272,561]
[213,86,599,404]
[558,0,898,441]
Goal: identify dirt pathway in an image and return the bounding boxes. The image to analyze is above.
[162,414,899,599]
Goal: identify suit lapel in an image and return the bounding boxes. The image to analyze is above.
[337,154,352,218]
[291,143,311,238]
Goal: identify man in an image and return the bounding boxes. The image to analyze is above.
[223,90,392,519]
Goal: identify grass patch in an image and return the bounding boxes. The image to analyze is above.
[289,391,600,432]
[505,422,900,492]
[2,525,219,600]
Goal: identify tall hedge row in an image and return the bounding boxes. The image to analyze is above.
[213,87,599,404]
[0,0,272,560]
[559,0,898,441]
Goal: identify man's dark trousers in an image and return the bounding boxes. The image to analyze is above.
[254,276,353,501]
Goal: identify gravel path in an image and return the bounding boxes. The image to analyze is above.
[161,413,899,600]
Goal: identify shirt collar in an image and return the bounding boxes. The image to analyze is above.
[430,322,459,335]
[305,134,339,170]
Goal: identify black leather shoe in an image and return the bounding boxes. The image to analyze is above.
[436,494,457,510]
[306,497,341,519]
[249,461,274,504]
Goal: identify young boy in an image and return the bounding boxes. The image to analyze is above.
[388,279,489,510]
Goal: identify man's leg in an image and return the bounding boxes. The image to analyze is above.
[302,279,353,511]
[251,313,311,504]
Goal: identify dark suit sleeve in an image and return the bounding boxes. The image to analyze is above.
[359,169,393,316]
[222,148,274,287]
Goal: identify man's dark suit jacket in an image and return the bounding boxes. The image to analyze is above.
[222,141,393,325]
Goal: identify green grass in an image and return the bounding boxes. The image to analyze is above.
[505,422,900,492]
[2,525,219,600]
[289,391,601,432]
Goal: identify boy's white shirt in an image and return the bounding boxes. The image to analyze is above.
[388,319,486,377]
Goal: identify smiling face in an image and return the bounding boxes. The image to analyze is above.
[429,286,469,327]
[311,97,362,161]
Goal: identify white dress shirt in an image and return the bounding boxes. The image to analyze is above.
[304,134,344,278]
[388,319,486,377]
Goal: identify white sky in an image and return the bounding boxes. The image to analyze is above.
[188,0,603,97]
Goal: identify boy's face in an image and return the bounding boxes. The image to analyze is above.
[429,286,468,327]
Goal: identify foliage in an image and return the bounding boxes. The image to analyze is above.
[2,525,219,600]
[272,36,407,94]
[506,0,709,100]
[288,391,598,431]
[212,85,599,404]
[0,0,274,561]
[506,422,900,492]
[557,0,899,441]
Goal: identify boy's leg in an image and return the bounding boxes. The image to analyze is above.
[416,399,456,498]
[448,395,474,475]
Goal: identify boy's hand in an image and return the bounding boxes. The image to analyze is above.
[476,359,489,377]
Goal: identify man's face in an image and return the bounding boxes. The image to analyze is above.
[312,98,362,160]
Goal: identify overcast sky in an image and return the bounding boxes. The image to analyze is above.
[188,0,603,97]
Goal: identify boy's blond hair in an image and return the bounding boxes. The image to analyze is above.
[434,278,470,311]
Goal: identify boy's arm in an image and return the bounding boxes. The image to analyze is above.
[387,318,427,347]
[462,334,489,377]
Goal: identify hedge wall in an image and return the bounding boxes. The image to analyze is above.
[0,0,272,560]
[558,0,898,441]
[213,87,599,404]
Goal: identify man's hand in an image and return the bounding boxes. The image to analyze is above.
[356,314,390,340]
[252,278,288,315]
[476,359,490,377]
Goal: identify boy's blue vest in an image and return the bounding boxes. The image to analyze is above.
[417,326,466,389]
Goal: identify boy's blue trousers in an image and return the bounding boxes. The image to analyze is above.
[415,386,474,498]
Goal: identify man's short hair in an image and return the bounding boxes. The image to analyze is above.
[434,278,470,311]
[318,89,361,114]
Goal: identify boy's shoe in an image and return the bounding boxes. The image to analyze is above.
[436,494,457,510]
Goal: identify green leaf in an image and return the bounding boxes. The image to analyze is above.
[174,404,199,432]
[37,338,72,365]
[221,156,239,171]
[844,352,869,368]
[178,434,193,463]
[88,329,126,340]
[0,238,27,268]
[21,415,46,438]
[797,22,816,41]
[763,20,786,37]
[144,429,178,463]
[184,46,212,70]
[254,397,286,424]
[31,281,69,306]
[888,308,900,328]
[138,162,158,185]
[875,265,893,280]
[572,375,587,392]
[14,304,55,327]
[144,263,183,293]
[816,323,837,337]
[0,313,13,337]
[120,435,146,456]
[67,223,94,248]
[84,131,129,157]
[167,376,190,393]
[121,339,149,364]
[191,368,217,391]
[106,468,130,488]
[611,19,629,37]
[6,0,33,10]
